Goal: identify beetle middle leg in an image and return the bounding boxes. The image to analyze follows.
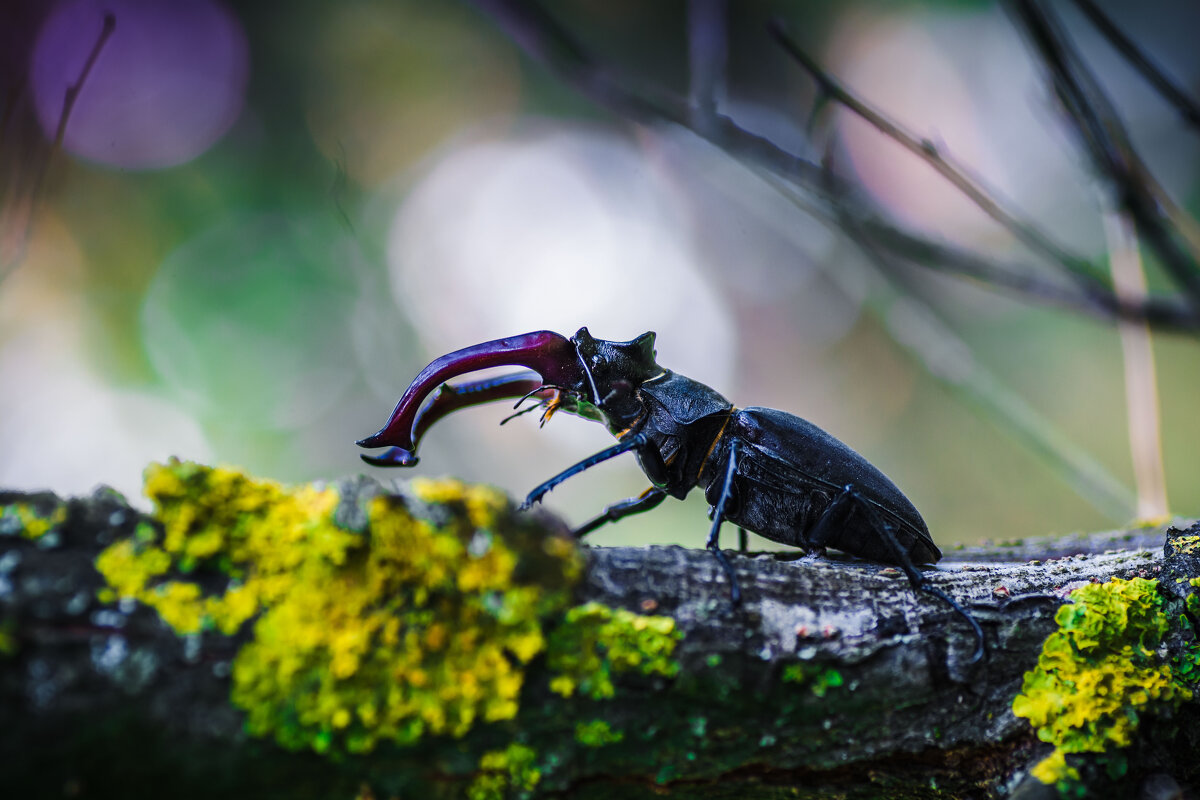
[808,485,985,664]
[573,487,668,538]
[707,439,743,605]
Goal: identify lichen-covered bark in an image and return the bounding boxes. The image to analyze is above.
[1,469,1198,799]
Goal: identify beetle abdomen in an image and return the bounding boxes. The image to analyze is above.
[709,407,939,564]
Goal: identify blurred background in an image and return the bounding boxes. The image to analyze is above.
[2,0,1199,548]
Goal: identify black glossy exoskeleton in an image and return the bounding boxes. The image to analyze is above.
[358,328,984,663]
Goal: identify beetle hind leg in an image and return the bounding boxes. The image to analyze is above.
[809,485,986,666]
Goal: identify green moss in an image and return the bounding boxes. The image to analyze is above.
[467,743,541,800]
[1,502,67,540]
[1177,641,1200,686]
[95,460,582,755]
[0,619,16,656]
[1187,577,1200,621]
[545,602,681,700]
[782,663,844,696]
[1012,578,1192,789]
[574,719,624,748]
[1174,578,1200,686]
[782,663,844,697]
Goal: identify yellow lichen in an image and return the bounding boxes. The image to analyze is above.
[1172,534,1200,555]
[1012,577,1192,787]
[95,460,582,755]
[574,719,624,747]
[545,602,681,700]
[2,503,67,540]
[467,743,540,800]
[1030,750,1080,785]
[96,463,346,636]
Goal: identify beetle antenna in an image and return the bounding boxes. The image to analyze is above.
[511,384,564,409]
[501,384,567,426]
[500,402,545,426]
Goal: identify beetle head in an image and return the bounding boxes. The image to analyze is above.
[570,327,663,430]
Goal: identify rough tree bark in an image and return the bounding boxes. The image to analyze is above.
[1,473,1197,799]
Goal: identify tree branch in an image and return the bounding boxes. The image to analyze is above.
[3,478,1198,797]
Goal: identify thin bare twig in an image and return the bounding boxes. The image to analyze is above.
[1044,11,1200,272]
[1103,207,1168,520]
[1152,181,1200,266]
[1142,174,1200,269]
[471,0,1200,331]
[769,14,1200,330]
[470,0,831,191]
[1,12,115,283]
[52,14,116,152]
[758,166,1137,519]
[1070,0,1200,134]
[469,0,1198,518]
[687,0,727,135]
[856,219,1200,330]
[767,18,1106,287]
[1008,0,1200,308]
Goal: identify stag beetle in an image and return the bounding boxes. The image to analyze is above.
[358,328,984,663]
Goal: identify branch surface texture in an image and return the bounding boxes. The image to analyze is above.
[2,464,1198,798]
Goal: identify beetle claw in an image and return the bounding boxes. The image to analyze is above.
[359,447,419,467]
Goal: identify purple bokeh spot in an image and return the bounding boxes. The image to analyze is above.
[30,0,249,169]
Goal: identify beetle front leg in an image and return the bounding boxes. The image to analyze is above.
[520,433,650,510]
[809,485,985,665]
[707,438,742,606]
[573,487,667,538]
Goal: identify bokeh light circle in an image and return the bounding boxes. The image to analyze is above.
[0,214,213,499]
[142,214,361,430]
[31,0,249,169]
[0,323,213,501]
[387,123,737,391]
